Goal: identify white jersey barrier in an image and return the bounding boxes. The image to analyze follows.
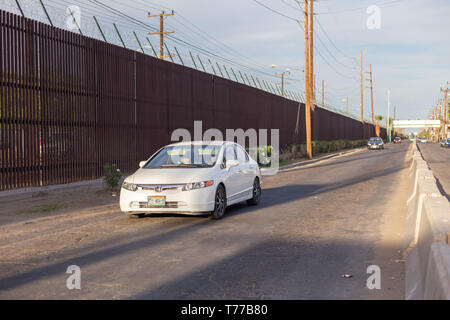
[404,141,450,299]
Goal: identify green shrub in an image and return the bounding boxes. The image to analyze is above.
[104,163,122,190]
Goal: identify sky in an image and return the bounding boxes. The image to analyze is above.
[2,0,449,122]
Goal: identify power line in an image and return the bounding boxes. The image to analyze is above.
[296,21,358,81]
[128,0,274,71]
[278,0,303,12]
[313,15,359,64]
[86,0,298,83]
[250,0,358,80]
[315,0,411,15]
[313,23,358,70]
[109,0,273,71]
[251,0,300,22]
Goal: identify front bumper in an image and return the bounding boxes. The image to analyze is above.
[120,185,216,214]
[368,144,383,149]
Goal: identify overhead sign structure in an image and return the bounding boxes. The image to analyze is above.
[393,120,441,128]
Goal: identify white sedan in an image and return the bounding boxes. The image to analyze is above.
[120,141,262,219]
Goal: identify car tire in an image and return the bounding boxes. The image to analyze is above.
[210,184,226,220]
[247,178,261,206]
[126,213,145,219]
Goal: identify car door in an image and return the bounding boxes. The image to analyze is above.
[222,143,241,203]
[235,144,255,196]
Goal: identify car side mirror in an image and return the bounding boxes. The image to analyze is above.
[226,159,239,170]
[139,161,147,168]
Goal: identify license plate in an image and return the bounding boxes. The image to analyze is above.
[148,196,166,207]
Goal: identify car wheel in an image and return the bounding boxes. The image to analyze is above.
[126,213,145,219]
[210,184,226,220]
[247,178,261,206]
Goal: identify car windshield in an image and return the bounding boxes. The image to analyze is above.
[369,138,382,143]
[143,144,222,168]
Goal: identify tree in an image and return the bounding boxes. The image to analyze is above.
[374,115,383,137]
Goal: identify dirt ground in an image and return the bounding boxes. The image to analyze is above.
[0,182,119,226]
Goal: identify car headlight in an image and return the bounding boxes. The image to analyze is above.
[122,181,137,191]
[182,180,214,191]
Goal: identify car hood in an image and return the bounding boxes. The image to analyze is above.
[127,167,217,184]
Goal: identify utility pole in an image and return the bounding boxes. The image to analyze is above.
[309,0,314,103]
[360,49,364,124]
[387,90,391,142]
[313,74,316,104]
[393,106,396,137]
[343,97,349,114]
[447,81,450,138]
[441,85,449,139]
[148,10,175,60]
[322,79,324,106]
[369,64,374,123]
[304,0,312,159]
[275,70,290,97]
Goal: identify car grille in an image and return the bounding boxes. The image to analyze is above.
[138,184,183,192]
[138,201,179,209]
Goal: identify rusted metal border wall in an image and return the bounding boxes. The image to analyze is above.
[0,10,383,190]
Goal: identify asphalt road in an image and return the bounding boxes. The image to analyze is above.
[417,142,450,198]
[0,143,412,299]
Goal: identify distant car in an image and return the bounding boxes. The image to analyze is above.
[393,137,402,144]
[418,137,427,143]
[440,138,450,148]
[367,137,384,150]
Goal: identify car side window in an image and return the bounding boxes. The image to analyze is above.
[236,145,249,162]
[223,144,237,166]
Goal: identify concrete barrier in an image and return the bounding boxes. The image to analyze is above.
[404,141,450,299]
